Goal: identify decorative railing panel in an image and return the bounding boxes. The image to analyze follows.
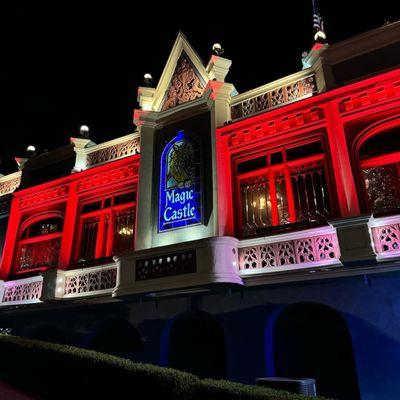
[239,231,339,273]
[136,250,196,281]
[63,265,117,296]
[372,222,400,256]
[86,137,140,168]
[0,175,21,197]
[2,276,43,304]
[231,75,317,121]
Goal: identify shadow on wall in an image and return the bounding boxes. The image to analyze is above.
[162,310,226,379]
[269,303,360,400]
[27,324,66,345]
[87,318,143,358]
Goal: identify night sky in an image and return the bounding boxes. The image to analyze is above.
[0,2,398,174]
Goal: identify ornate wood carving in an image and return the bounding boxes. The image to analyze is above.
[19,185,69,209]
[161,53,205,111]
[76,164,138,192]
[231,75,317,121]
[86,138,140,168]
[239,233,339,271]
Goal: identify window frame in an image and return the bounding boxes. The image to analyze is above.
[354,120,400,214]
[74,189,136,265]
[13,213,64,275]
[233,138,333,238]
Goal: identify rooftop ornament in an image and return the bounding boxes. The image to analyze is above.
[212,43,224,56]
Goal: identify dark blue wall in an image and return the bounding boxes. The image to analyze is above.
[2,271,400,399]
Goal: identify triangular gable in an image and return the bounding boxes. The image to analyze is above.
[152,32,210,112]
[161,52,205,111]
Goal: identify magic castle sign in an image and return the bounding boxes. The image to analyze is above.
[159,131,202,232]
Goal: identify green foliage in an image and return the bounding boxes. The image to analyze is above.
[193,379,331,400]
[0,335,330,400]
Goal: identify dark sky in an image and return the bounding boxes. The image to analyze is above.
[0,2,398,174]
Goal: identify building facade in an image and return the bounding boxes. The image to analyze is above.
[0,22,400,400]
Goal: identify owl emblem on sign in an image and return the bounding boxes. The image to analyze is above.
[167,140,195,188]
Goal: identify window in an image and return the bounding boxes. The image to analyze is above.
[16,216,63,272]
[358,126,400,213]
[236,141,330,237]
[76,191,135,264]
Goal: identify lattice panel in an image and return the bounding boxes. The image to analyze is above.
[3,279,42,303]
[0,176,20,196]
[372,224,400,254]
[239,233,339,271]
[64,267,117,295]
[230,75,317,120]
[86,138,140,167]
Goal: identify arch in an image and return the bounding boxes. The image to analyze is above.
[352,117,400,214]
[18,211,64,240]
[88,318,143,355]
[273,303,360,399]
[28,324,66,345]
[167,310,225,379]
[353,116,400,157]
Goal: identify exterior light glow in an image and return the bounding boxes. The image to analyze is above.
[79,125,90,137]
[143,73,153,86]
[212,43,224,56]
[26,145,36,152]
[118,227,133,236]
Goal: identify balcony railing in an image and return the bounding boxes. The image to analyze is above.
[230,73,317,121]
[371,215,400,260]
[60,263,118,298]
[1,276,43,305]
[238,226,340,275]
[73,133,140,171]
[0,172,21,197]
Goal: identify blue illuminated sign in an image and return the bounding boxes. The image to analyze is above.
[159,131,202,232]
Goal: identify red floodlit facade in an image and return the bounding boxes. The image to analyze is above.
[0,155,139,279]
[1,25,400,399]
[1,69,399,280]
[217,68,400,239]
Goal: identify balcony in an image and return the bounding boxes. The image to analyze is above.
[54,263,118,299]
[114,237,242,297]
[230,72,317,122]
[238,226,340,276]
[0,276,43,306]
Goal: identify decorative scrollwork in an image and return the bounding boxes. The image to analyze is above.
[64,266,117,295]
[161,53,205,111]
[372,223,400,254]
[231,75,317,120]
[0,176,21,197]
[2,278,43,303]
[239,233,339,271]
[86,138,140,168]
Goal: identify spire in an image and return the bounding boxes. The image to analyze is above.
[312,0,327,43]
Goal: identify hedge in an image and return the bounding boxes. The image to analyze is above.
[0,335,329,400]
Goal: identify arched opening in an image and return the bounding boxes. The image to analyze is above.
[168,310,225,379]
[273,303,360,400]
[89,318,143,356]
[14,212,64,274]
[356,122,400,214]
[28,324,66,345]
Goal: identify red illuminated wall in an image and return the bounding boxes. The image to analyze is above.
[216,69,400,237]
[0,155,139,280]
